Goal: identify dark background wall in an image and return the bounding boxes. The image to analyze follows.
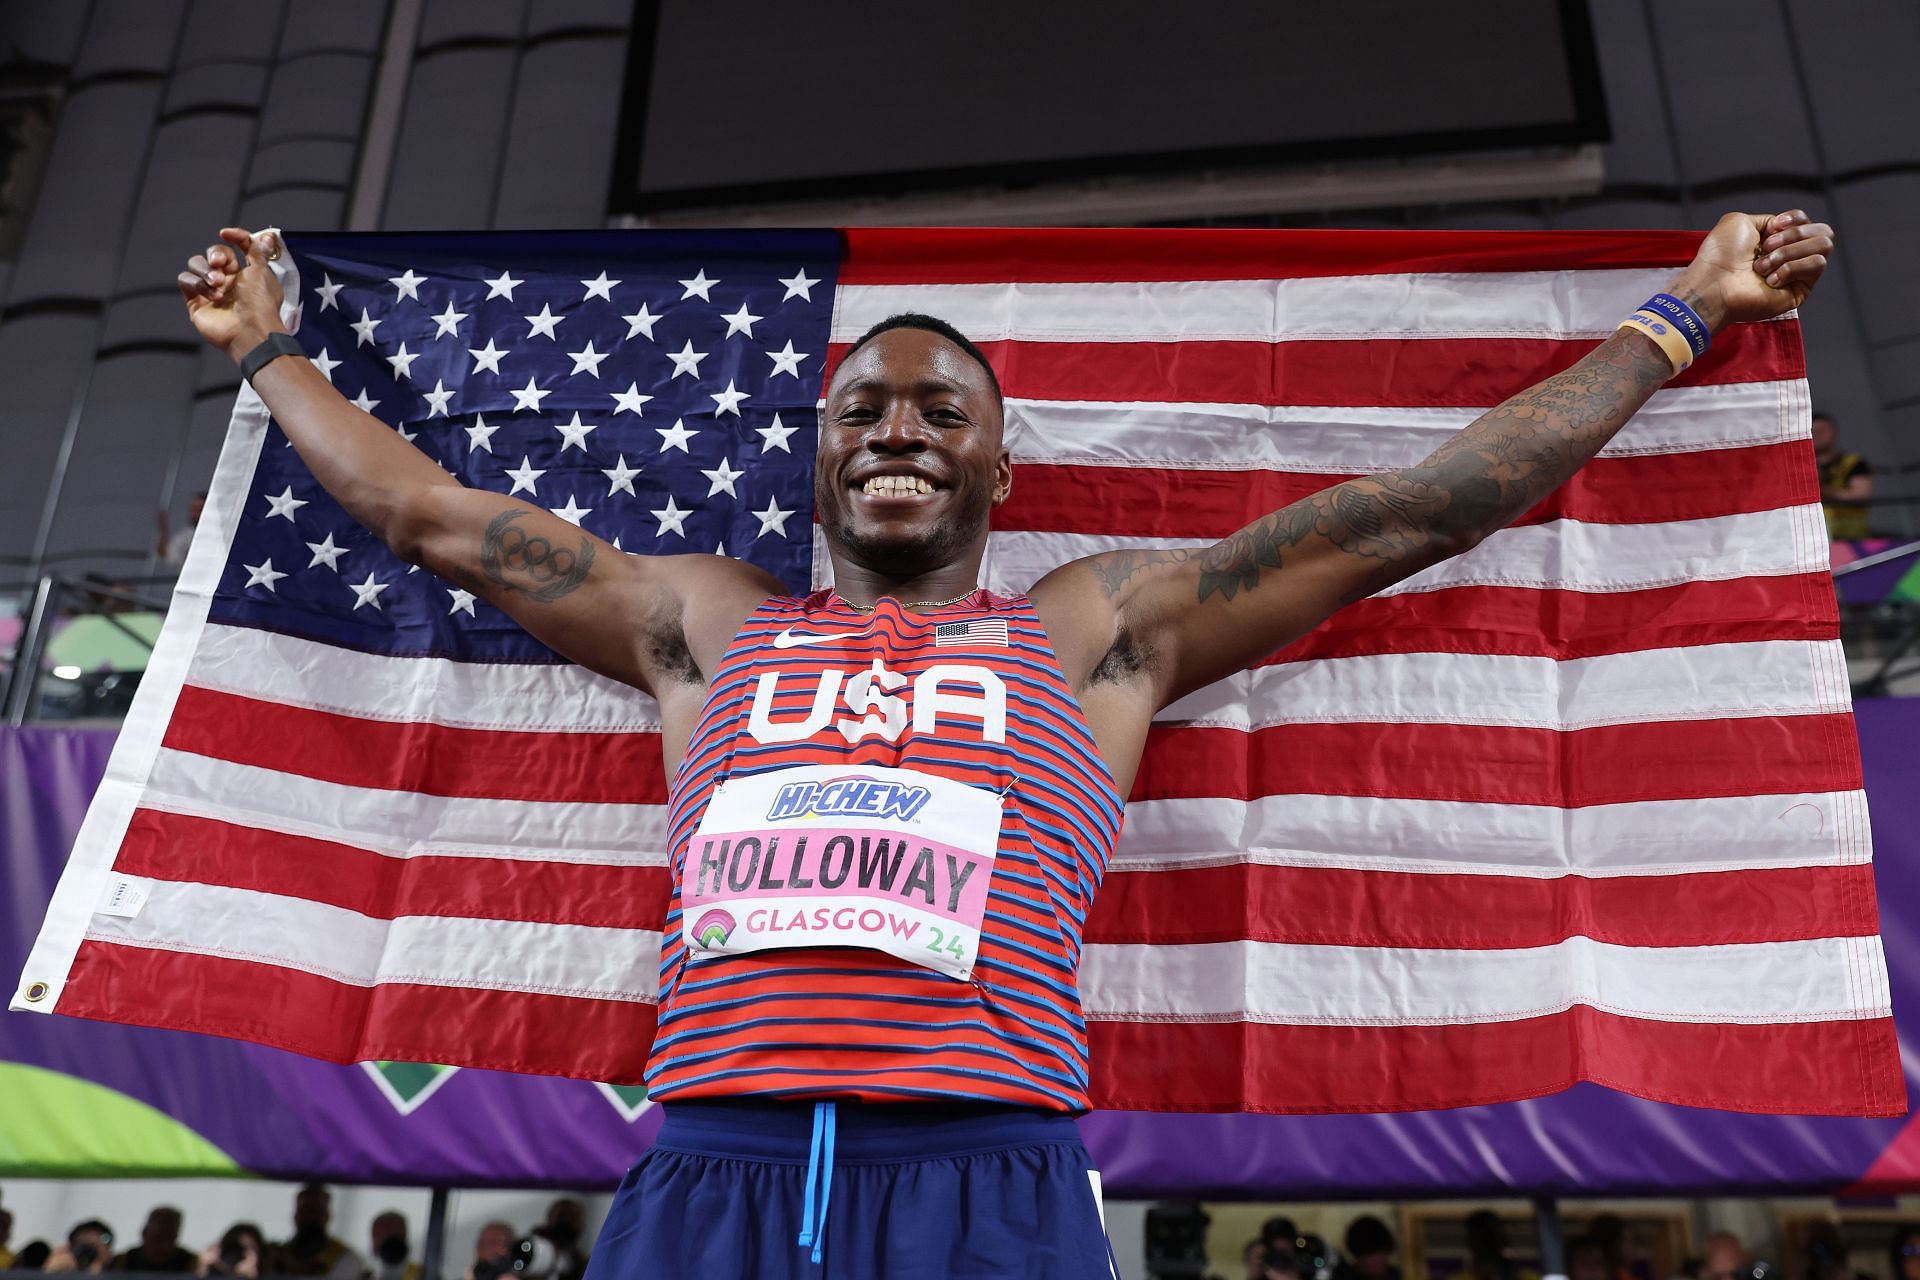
[0,0,1913,587]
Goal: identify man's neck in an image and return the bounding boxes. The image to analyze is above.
[828,554,983,609]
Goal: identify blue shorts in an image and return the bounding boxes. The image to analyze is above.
[585,1100,1117,1279]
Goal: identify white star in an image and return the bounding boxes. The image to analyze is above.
[395,423,418,444]
[678,269,718,301]
[524,304,564,339]
[756,412,798,453]
[421,378,455,417]
[242,558,287,591]
[622,303,661,340]
[655,418,698,453]
[387,269,426,302]
[465,413,501,452]
[715,540,727,556]
[430,300,468,338]
[701,456,745,498]
[710,380,749,417]
[581,271,620,301]
[264,485,308,521]
[468,339,507,374]
[752,496,794,539]
[601,454,642,496]
[719,302,762,338]
[567,342,608,377]
[348,572,389,610]
[778,268,819,301]
[550,495,592,526]
[350,307,382,347]
[385,342,419,380]
[350,388,380,414]
[314,274,344,310]
[555,411,597,452]
[310,348,341,381]
[650,494,692,537]
[610,382,654,417]
[305,533,347,570]
[448,588,477,617]
[767,340,808,378]
[484,270,523,300]
[510,376,550,412]
[667,340,708,379]
[505,456,545,496]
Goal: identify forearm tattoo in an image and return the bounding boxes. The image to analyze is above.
[1194,319,1680,604]
[478,508,595,602]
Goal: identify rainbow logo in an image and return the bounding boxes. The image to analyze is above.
[693,908,737,949]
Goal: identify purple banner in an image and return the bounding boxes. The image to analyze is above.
[4,709,1916,1197]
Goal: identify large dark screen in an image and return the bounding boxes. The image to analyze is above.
[615,0,1604,212]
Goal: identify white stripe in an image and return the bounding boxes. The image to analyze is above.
[1079,934,1891,1026]
[87,880,661,1002]
[1006,380,1803,469]
[1160,640,1852,731]
[981,506,1831,597]
[190,623,662,733]
[836,270,1744,342]
[143,750,668,865]
[1114,789,1874,877]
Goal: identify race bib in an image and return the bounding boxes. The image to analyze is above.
[681,763,1003,980]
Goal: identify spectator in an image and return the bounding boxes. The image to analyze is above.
[1263,1219,1301,1268]
[462,1223,515,1280]
[1590,1215,1634,1280]
[1887,1225,1920,1280]
[531,1200,587,1280]
[1246,1241,1302,1280]
[45,1221,114,1274]
[1569,1237,1610,1280]
[1813,411,1874,540]
[364,1213,418,1280]
[1700,1232,1749,1280]
[108,1208,195,1273]
[2,1208,14,1269]
[15,1241,56,1271]
[1802,1221,1860,1280]
[1465,1211,1539,1280]
[156,492,207,574]
[199,1223,265,1279]
[268,1186,361,1280]
[1335,1216,1401,1280]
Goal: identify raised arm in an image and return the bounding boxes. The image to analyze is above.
[1036,210,1834,712]
[179,228,779,696]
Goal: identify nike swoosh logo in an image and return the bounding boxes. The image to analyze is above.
[771,623,879,649]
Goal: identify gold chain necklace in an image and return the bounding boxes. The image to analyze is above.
[835,589,978,613]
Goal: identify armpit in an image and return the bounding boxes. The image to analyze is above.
[1087,625,1159,687]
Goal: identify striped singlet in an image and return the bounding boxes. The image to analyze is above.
[643,590,1126,1111]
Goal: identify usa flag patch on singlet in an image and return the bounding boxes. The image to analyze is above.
[933,619,1009,647]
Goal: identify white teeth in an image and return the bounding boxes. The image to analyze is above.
[862,476,934,495]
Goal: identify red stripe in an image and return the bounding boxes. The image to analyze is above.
[163,686,666,805]
[825,325,1801,404]
[840,227,1704,283]
[997,442,1815,536]
[115,809,672,930]
[1269,574,1836,663]
[1086,862,1882,949]
[60,941,657,1084]
[1133,715,1863,806]
[1085,1008,1905,1115]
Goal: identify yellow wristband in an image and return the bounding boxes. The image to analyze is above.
[1617,310,1693,374]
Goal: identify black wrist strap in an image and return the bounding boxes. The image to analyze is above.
[239,332,306,385]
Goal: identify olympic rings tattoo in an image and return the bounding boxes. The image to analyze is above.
[479,508,595,602]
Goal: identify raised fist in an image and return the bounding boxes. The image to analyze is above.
[176,226,288,360]
[1681,210,1834,326]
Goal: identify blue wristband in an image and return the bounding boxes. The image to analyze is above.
[1641,293,1711,359]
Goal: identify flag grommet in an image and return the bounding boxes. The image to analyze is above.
[22,981,48,1003]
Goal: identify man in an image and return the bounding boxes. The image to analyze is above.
[367,1212,421,1280]
[155,491,207,573]
[107,1208,195,1273]
[1698,1232,1749,1280]
[268,1185,362,1280]
[1812,410,1874,539]
[45,1221,114,1274]
[179,207,1831,1277]
[1334,1217,1401,1280]
[463,1222,515,1280]
[0,1207,13,1270]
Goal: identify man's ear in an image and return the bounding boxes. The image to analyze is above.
[992,447,1013,506]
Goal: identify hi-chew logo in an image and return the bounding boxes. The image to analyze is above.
[692,908,737,948]
[766,775,933,823]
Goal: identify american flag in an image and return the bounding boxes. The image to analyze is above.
[14,227,1903,1117]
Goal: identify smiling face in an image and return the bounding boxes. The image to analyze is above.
[815,326,1010,581]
